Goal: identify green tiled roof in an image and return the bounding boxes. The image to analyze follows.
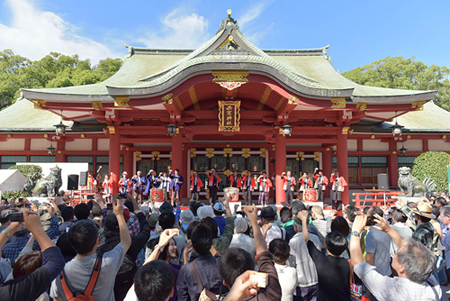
[22,53,187,101]
[21,18,435,104]
[385,101,450,131]
[0,99,72,131]
[272,55,435,101]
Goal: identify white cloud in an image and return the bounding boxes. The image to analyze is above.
[237,0,275,45]
[0,0,119,63]
[238,0,274,29]
[139,9,209,49]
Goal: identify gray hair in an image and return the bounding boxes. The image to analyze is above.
[397,238,435,283]
[441,207,450,217]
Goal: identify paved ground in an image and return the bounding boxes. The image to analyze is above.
[442,283,450,299]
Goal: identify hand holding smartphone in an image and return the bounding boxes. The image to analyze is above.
[10,212,23,222]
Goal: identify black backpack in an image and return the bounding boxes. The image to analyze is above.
[114,254,138,301]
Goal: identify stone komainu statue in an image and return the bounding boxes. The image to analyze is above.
[23,171,41,195]
[33,166,62,197]
[397,166,435,197]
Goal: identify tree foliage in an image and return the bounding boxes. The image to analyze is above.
[342,56,450,111]
[412,151,450,192]
[9,164,43,181]
[0,49,122,109]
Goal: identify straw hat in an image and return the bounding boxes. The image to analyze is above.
[412,202,435,219]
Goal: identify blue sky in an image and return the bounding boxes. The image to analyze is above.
[0,0,449,72]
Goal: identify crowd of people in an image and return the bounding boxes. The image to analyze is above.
[0,188,449,300]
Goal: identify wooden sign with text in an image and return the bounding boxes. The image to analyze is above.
[218,100,240,132]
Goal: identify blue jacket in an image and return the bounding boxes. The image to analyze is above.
[131,176,147,191]
[170,174,184,191]
[145,175,160,194]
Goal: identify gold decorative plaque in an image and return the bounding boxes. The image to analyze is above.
[218,100,240,132]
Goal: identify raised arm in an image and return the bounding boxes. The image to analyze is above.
[298,210,309,242]
[24,211,55,251]
[373,214,404,249]
[244,205,266,253]
[113,197,132,252]
[0,221,22,249]
[145,229,179,264]
[127,194,141,214]
[350,214,367,266]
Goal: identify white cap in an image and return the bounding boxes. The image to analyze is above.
[197,206,214,220]
[234,217,248,233]
[213,203,226,212]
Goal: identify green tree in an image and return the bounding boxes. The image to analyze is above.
[0,50,31,108]
[342,56,450,111]
[0,49,122,110]
[412,151,450,192]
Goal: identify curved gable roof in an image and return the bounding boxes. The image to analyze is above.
[21,13,435,105]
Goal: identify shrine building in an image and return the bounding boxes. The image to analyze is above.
[1,11,449,204]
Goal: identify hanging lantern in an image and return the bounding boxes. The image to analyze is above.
[47,144,56,154]
[166,123,178,136]
[280,124,293,136]
[390,111,404,136]
[54,110,67,135]
[399,144,407,155]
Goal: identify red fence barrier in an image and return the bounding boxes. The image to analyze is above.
[353,191,401,208]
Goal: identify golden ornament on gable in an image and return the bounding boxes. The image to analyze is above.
[212,71,249,82]
[331,97,346,108]
[91,101,103,110]
[411,100,427,111]
[32,99,46,110]
[356,102,367,111]
[114,96,130,107]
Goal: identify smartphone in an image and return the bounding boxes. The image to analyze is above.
[107,203,113,210]
[10,212,23,222]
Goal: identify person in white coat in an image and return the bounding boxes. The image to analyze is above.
[269,239,298,301]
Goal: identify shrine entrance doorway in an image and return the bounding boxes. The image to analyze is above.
[189,147,268,201]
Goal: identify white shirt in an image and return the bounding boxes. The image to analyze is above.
[229,233,256,258]
[275,263,298,301]
[265,223,286,248]
[124,286,138,301]
[288,232,320,287]
[354,263,441,301]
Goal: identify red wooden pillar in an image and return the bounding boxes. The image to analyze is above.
[388,140,398,188]
[171,134,183,177]
[56,141,65,162]
[109,128,121,193]
[337,131,349,204]
[267,145,276,200]
[322,149,332,199]
[181,145,188,201]
[123,148,134,175]
[422,139,429,152]
[275,134,286,205]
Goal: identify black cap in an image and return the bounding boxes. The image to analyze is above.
[260,206,276,218]
[103,214,119,232]
[159,202,174,215]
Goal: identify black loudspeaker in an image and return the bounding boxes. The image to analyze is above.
[67,174,79,190]
[377,174,389,190]
[79,171,88,186]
